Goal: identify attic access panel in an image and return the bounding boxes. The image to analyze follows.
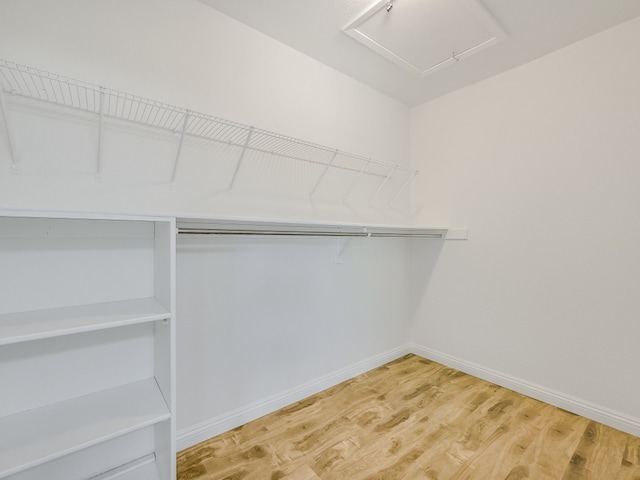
[343,0,506,77]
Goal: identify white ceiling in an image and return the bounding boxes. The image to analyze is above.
[198,0,640,106]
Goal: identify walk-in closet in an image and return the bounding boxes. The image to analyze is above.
[1,1,639,478]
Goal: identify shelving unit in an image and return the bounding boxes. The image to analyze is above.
[0,58,419,206]
[0,206,447,478]
[0,211,175,480]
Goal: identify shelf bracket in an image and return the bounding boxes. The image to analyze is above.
[369,165,397,205]
[310,150,339,198]
[171,110,190,183]
[229,127,254,189]
[387,171,418,207]
[0,88,20,174]
[343,159,370,202]
[95,87,105,182]
[334,236,353,264]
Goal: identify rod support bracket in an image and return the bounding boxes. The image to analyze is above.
[335,236,353,264]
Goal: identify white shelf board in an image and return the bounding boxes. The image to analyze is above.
[0,209,172,223]
[0,378,170,479]
[109,462,160,480]
[0,298,170,346]
[91,455,160,480]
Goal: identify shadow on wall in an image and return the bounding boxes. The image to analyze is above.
[407,237,446,335]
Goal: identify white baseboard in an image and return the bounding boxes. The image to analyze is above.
[409,344,640,438]
[176,344,412,451]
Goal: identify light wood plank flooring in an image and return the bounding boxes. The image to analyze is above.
[177,354,640,480]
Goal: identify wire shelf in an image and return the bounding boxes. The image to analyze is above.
[0,58,418,204]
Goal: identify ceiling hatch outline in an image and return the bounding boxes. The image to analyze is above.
[342,0,507,78]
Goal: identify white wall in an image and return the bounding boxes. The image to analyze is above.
[410,16,640,433]
[0,0,418,449]
[176,235,414,446]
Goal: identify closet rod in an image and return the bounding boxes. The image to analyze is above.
[178,229,367,237]
[368,232,443,238]
[177,228,444,238]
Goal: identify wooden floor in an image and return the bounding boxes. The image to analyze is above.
[177,354,640,480]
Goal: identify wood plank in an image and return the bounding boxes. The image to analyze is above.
[562,421,640,480]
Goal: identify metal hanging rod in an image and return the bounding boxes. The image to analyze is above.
[178,228,368,237]
[177,227,445,238]
[0,58,420,200]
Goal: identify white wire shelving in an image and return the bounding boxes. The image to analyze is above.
[0,58,419,206]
